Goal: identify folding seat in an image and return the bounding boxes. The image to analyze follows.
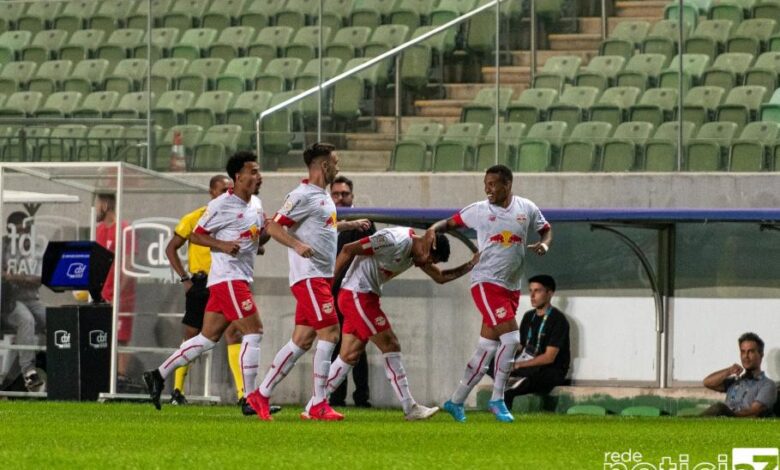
[531,55,582,92]
[759,87,780,121]
[601,121,654,171]
[708,0,750,25]
[54,1,99,34]
[284,26,333,64]
[745,51,780,91]
[431,122,483,172]
[216,57,264,95]
[115,125,163,166]
[399,26,450,94]
[17,1,63,34]
[128,0,173,29]
[0,2,27,34]
[255,57,303,93]
[658,53,711,92]
[753,0,780,24]
[177,58,226,94]
[134,28,181,61]
[728,120,779,170]
[715,85,769,130]
[574,56,625,91]
[77,125,126,162]
[276,0,318,29]
[317,0,355,30]
[559,121,613,172]
[514,121,569,172]
[330,75,367,131]
[28,60,73,97]
[152,90,197,129]
[643,121,696,171]
[340,57,383,118]
[599,20,651,60]
[506,88,558,129]
[429,0,476,52]
[547,86,601,130]
[34,91,83,118]
[589,86,642,129]
[726,18,776,55]
[390,122,444,171]
[629,88,679,127]
[208,26,256,62]
[21,30,68,65]
[363,25,411,85]
[642,20,689,64]
[171,28,219,61]
[96,29,146,70]
[185,90,235,128]
[192,125,242,170]
[460,88,514,131]
[0,91,45,117]
[472,123,527,170]
[62,59,110,95]
[259,90,302,169]
[59,29,105,63]
[153,124,204,170]
[108,91,156,118]
[389,0,436,31]
[664,2,698,30]
[38,125,89,162]
[2,127,51,162]
[247,26,295,65]
[615,53,667,91]
[163,0,211,31]
[239,0,287,28]
[72,91,120,118]
[226,90,273,147]
[680,86,725,127]
[104,58,149,94]
[684,120,739,170]
[350,0,397,27]
[145,58,189,95]
[0,62,36,96]
[325,27,373,64]
[293,57,342,124]
[89,0,136,35]
[684,19,734,60]
[701,52,754,93]
[0,31,32,64]
[202,0,247,32]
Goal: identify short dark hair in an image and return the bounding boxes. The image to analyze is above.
[485,164,513,184]
[303,142,335,166]
[739,332,764,355]
[528,274,556,292]
[430,233,450,263]
[332,175,353,192]
[225,151,257,182]
[96,193,116,211]
[209,174,230,189]
[7,211,27,226]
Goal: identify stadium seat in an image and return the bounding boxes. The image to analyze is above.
[255,58,303,93]
[432,122,483,172]
[684,19,734,60]
[745,51,780,91]
[177,58,226,94]
[34,91,83,118]
[0,62,37,96]
[0,91,45,117]
[589,86,642,129]
[351,0,397,27]
[601,121,654,172]
[2,127,51,162]
[460,88,515,132]
[155,124,204,171]
[474,123,527,171]
[53,0,99,34]
[117,125,164,166]
[226,90,273,147]
[202,0,246,32]
[104,58,149,94]
[239,0,286,28]
[128,0,173,30]
[276,0,318,29]
[680,86,725,128]
[0,30,32,64]
[152,90,197,129]
[728,120,779,170]
[599,20,651,60]
[399,26,449,94]
[331,75,366,131]
[363,25,411,85]
[642,19,689,64]
[38,124,89,162]
[59,29,106,63]
[172,28,218,61]
[185,90,235,128]
[759,87,780,122]
[429,0,476,53]
[341,57,383,119]
[145,58,190,96]
[643,121,696,171]
[708,0,748,25]
[28,60,73,98]
[389,122,443,171]
[316,0,355,31]
[727,18,776,55]
[62,59,110,96]
[247,26,295,65]
[89,0,135,35]
[532,55,583,92]
[208,26,256,62]
[135,28,181,61]
[108,91,156,118]
[17,2,63,35]
[389,0,436,31]
[574,56,626,91]
[658,53,712,93]
[325,27,373,65]
[716,85,769,130]
[192,124,242,171]
[163,0,211,32]
[216,57,264,95]
[702,52,754,93]
[629,88,679,127]
[566,405,607,416]
[293,58,343,124]
[559,121,613,172]
[96,28,147,70]
[259,90,301,169]
[506,89,559,129]
[515,121,569,172]
[21,30,68,65]
[548,86,601,130]
[753,0,780,24]
[621,406,661,417]
[284,26,333,64]
[616,53,667,91]
[72,91,120,118]
[0,2,27,34]
[685,121,739,170]
[77,125,126,162]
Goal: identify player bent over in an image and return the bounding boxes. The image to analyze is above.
[313,226,479,420]
[143,152,267,411]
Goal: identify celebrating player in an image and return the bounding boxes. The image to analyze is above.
[426,164,552,423]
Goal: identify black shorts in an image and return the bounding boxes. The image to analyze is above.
[183,274,209,329]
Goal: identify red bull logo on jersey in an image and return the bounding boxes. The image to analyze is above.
[322,302,334,315]
[324,212,337,229]
[375,316,387,327]
[239,224,260,241]
[488,230,523,248]
[242,299,254,311]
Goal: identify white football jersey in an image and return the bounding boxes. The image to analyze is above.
[195,190,264,286]
[341,226,415,295]
[273,180,338,285]
[455,195,549,291]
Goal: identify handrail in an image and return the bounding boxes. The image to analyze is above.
[255,0,506,155]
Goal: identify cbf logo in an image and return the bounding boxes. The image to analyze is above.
[54,330,71,349]
[603,448,779,469]
[5,215,80,275]
[66,262,87,279]
[88,330,108,349]
[121,217,185,282]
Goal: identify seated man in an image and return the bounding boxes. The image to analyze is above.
[702,332,777,417]
[491,274,570,409]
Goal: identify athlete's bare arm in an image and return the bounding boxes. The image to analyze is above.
[527,226,553,256]
[165,233,193,290]
[420,252,479,284]
[424,217,461,255]
[333,240,371,280]
[265,219,314,258]
[337,219,371,232]
[190,231,240,257]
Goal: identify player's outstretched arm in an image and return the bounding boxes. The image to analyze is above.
[337,218,371,232]
[527,226,553,256]
[334,240,372,280]
[265,219,314,258]
[420,252,480,284]
[424,217,461,257]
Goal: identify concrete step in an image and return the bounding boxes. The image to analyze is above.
[614,0,667,18]
[510,50,597,68]
[549,33,602,51]
[444,82,527,101]
[345,132,396,151]
[415,99,469,117]
[578,16,663,35]
[481,65,531,84]
[338,150,392,171]
[374,116,461,135]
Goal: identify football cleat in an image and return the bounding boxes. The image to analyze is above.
[170,389,188,405]
[245,390,273,421]
[443,400,466,423]
[488,398,515,423]
[405,403,440,421]
[142,370,165,411]
[308,399,344,421]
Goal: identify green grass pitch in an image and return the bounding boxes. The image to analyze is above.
[0,401,776,469]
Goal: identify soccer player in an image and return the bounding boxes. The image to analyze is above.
[143,151,266,411]
[246,143,343,421]
[315,226,479,420]
[164,174,253,410]
[425,164,552,423]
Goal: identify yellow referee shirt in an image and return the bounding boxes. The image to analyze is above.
[175,206,211,274]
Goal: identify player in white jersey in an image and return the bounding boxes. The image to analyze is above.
[247,143,345,421]
[144,152,268,411]
[425,164,552,423]
[309,226,479,420]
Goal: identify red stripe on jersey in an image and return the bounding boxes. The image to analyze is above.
[452,213,466,227]
[194,225,210,235]
[538,223,551,235]
[359,236,374,255]
[273,213,296,227]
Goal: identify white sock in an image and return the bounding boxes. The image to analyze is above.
[305,355,353,412]
[451,337,499,404]
[158,334,216,379]
[240,333,262,395]
[491,330,520,401]
[383,352,415,414]
[311,340,336,403]
[258,340,306,397]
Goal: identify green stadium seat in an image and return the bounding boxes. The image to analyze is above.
[135,28,181,61]
[642,19,689,64]
[276,0,319,29]
[72,91,120,118]
[684,19,734,60]
[681,86,725,128]
[709,0,749,26]
[351,0,397,27]
[728,120,779,171]
[532,55,583,92]
[177,57,226,94]
[172,28,219,61]
[389,0,436,31]
[192,124,242,170]
[616,53,667,91]
[702,52,754,93]
[745,51,780,91]
[59,29,106,63]
[548,86,601,130]
[460,88,514,131]
[685,121,739,170]
[621,406,662,417]
[727,18,777,55]
[0,62,36,96]
[145,58,190,96]
[202,0,247,32]
[326,27,373,64]
[77,125,126,162]
[185,90,235,128]
[96,29,147,71]
[247,26,295,65]
[17,1,63,35]
[128,0,174,30]
[506,88,558,129]
[255,57,303,93]
[108,91,156,118]
[2,127,51,162]
[429,0,475,53]
[566,405,607,416]
[759,87,780,121]
[364,24,411,85]
[599,20,651,60]
[116,125,164,166]
[21,30,68,65]
[341,57,383,119]
[331,75,366,131]
[39,124,89,162]
[399,26,449,94]
[239,0,286,28]
[589,86,642,129]
[260,90,301,169]
[390,121,444,171]
[574,55,626,91]
[316,0,355,31]
[34,91,83,118]
[0,91,44,117]
[665,2,698,29]
[754,0,780,24]
[152,90,197,129]
[559,121,613,172]
[629,88,678,127]
[716,85,768,130]
[0,31,32,64]
[432,122,483,172]
[62,59,110,96]
[163,0,211,32]
[0,2,27,34]
[474,122,527,171]
[643,121,696,171]
[28,60,73,98]
[658,53,712,93]
[293,57,343,124]
[154,124,204,171]
[284,26,333,64]
[515,121,569,172]
[53,0,99,34]
[216,57,264,95]
[89,0,136,35]
[208,26,256,62]
[601,121,654,172]
[104,58,149,94]
[226,90,273,147]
